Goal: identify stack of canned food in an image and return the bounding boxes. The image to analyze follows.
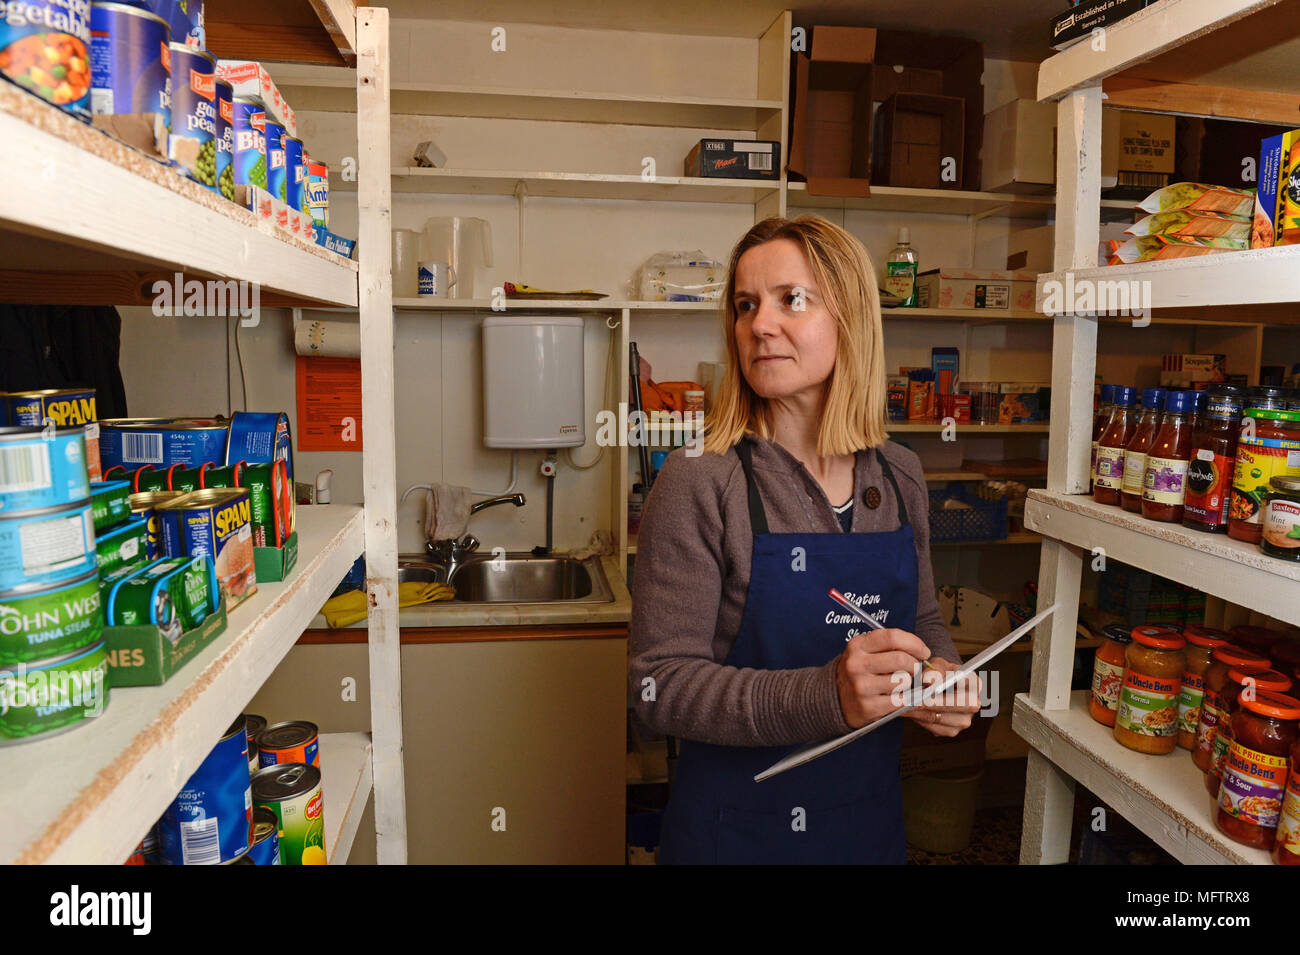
[130,714,326,865]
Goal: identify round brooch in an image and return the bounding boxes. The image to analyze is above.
[863,486,882,509]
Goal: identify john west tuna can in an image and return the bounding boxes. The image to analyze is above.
[252,762,325,865]
[159,715,252,864]
[0,499,96,593]
[0,640,110,744]
[6,390,100,482]
[0,426,90,513]
[99,417,229,471]
[157,488,257,607]
[232,95,266,190]
[248,805,280,865]
[257,719,319,768]
[168,41,217,191]
[214,76,234,201]
[0,0,93,119]
[0,568,101,667]
[89,2,170,127]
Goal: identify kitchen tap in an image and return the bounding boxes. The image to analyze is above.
[426,493,526,577]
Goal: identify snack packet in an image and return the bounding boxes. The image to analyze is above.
[1137,182,1255,218]
[1112,234,1246,264]
[1126,210,1252,243]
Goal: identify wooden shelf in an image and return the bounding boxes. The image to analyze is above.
[0,506,365,864]
[206,0,357,65]
[1025,489,1300,628]
[926,469,1045,481]
[0,83,357,308]
[1013,691,1271,864]
[891,422,1050,434]
[788,181,1057,219]
[320,731,373,864]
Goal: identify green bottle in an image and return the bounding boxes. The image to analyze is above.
[885,227,919,308]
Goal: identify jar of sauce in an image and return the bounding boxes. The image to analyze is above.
[1229,408,1300,543]
[1205,667,1293,796]
[1122,388,1165,513]
[1247,385,1289,412]
[1090,623,1132,727]
[1184,384,1245,534]
[1261,474,1300,561]
[1273,734,1300,864]
[1142,390,1193,523]
[1269,639,1300,673]
[1095,386,1138,507]
[1091,384,1116,494]
[1178,625,1232,750]
[1193,645,1270,774]
[1114,625,1185,755]
[1230,625,1284,657]
[1215,690,1300,850]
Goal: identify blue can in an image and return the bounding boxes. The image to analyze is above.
[99,418,228,471]
[247,805,280,865]
[263,116,286,204]
[89,2,170,126]
[213,76,232,200]
[225,411,293,481]
[167,40,216,190]
[131,0,200,47]
[231,95,265,190]
[0,0,93,120]
[0,427,90,514]
[0,498,96,592]
[283,134,304,211]
[6,388,100,482]
[158,714,251,865]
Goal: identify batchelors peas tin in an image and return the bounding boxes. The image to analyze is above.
[252,762,325,865]
[0,498,96,592]
[248,804,280,865]
[168,42,217,191]
[283,134,304,211]
[232,95,266,190]
[0,426,90,513]
[214,76,234,201]
[0,568,101,667]
[89,480,131,532]
[95,514,147,574]
[89,2,170,128]
[157,488,256,608]
[263,116,286,204]
[130,489,184,559]
[257,719,319,768]
[158,714,252,865]
[0,640,110,744]
[0,0,93,120]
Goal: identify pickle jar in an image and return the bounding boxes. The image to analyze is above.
[1215,690,1300,850]
[1261,475,1300,561]
[1273,733,1300,864]
[1090,624,1132,727]
[1193,645,1270,774]
[1205,667,1293,796]
[1178,625,1232,750]
[1114,625,1186,755]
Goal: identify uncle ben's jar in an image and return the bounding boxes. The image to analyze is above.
[1177,625,1232,750]
[1194,646,1270,774]
[1272,733,1300,864]
[1205,668,1293,796]
[1215,690,1300,850]
[1114,626,1185,755]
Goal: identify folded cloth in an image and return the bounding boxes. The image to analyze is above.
[321,580,454,628]
[569,528,614,560]
[425,483,472,541]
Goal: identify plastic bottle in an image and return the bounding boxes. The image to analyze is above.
[1120,388,1165,513]
[885,228,919,308]
[1183,384,1245,534]
[1142,390,1194,523]
[1094,386,1138,506]
[1091,384,1116,494]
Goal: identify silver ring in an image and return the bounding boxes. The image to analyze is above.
[931,711,939,724]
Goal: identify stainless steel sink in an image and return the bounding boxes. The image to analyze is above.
[396,553,613,604]
[396,562,449,586]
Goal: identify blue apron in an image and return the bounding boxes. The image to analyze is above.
[659,443,918,865]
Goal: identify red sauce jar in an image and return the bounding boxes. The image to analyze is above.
[1230,625,1285,657]
[1094,386,1138,507]
[1178,625,1232,750]
[1122,388,1165,513]
[1114,625,1185,755]
[1273,734,1300,864]
[1194,645,1270,774]
[1271,640,1300,673]
[1206,667,1293,796]
[1142,390,1194,523]
[1089,624,1131,727]
[1215,690,1300,850]
[1183,384,1245,534]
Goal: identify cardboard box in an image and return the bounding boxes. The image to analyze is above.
[1050,0,1155,50]
[787,26,877,197]
[104,602,227,686]
[684,139,779,180]
[982,98,1056,193]
[254,531,299,583]
[915,268,1037,311]
[215,60,296,135]
[1160,353,1227,388]
[1102,110,1175,198]
[872,93,965,190]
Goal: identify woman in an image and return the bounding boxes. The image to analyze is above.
[629,215,982,865]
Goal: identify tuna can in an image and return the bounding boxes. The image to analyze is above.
[214,76,233,200]
[0,498,96,592]
[283,134,304,211]
[167,41,217,191]
[306,159,328,229]
[103,463,167,493]
[95,514,147,574]
[0,568,102,667]
[106,555,216,634]
[90,479,131,532]
[89,2,170,126]
[99,417,229,471]
[165,463,204,493]
[226,411,293,481]
[247,804,280,864]
[231,95,266,189]
[0,426,90,513]
[263,116,286,204]
[257,719,319,768]
[158,714,252,865]
[157,488,256,607]
[0,0,93,119]
[251,762,325,865]
[199,460,245,490]
[130,489,183,559]
[243,459,292,546]
[0,640,110,744]
[6,389,100,482]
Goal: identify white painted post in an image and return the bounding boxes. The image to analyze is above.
[357,6,407,865]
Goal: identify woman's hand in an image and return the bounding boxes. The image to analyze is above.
[835,629,933,729]
[906,657,983,738]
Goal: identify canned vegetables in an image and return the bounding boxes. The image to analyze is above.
[167,41,216,190]
[214,75,233,200]
[262,115,285,203]
[231,95,265,189]
[0,0,93,119]
[89,2,170,124]
[252,762,325,865]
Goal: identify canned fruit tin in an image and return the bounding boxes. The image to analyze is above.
[244,459,292,546]
[257,719,319,768]
[6,389,99,482]
[252,762,325,865]
[0,426,90,513]
[0,640,109,744]
[0,1,92,119]
[214,76,233,200]
[232,95,265,189]
[0,498,96,592]
[130,489,182,559]
[95,514,147,573]
[157,488,256,606]
[99,417,229,471]
[306,159,328,228]
[0,569,101,666]
[159,715,252,865]
[248,804,279,864]
[283,134,304,211]
[263,116,285,203]
[198,460,244,490]
[226,411,292,480]
[90,479,131,531]
[105,554,216,635]
[89,2,169,125]
[167,41,216,191]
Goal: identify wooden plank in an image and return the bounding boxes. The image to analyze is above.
[308,0,358,58]
[204,22,345,65]
[205,0,355,65]
[1102,75,1300,124]
[1020,749,1077,863]
[299,623,630,644]
[0,270,344,308]
[319,732,373,864]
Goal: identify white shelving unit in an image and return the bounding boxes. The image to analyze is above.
[1018,0,1300,866]
[0,4,405,865]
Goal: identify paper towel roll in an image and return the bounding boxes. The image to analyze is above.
[294,319,360,358]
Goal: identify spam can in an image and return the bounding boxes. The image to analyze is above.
[168,41,217,191]
[306,159,328,228]
[252,762,325,865]
[244,459,292,546]
[90,480,131,531]
[157,488,256,607]
[0,498,96,592]
[257,719,319,768]
[248,804,280,865]
[0,640,109,744]
[263,116,286,204]
[0,568,102,667]
[159,714,252,865]
[130,489,183,559]
[226,411,292,480]
[232,95,266,189]
[94,514,147,574]
[100,417,229,470]
[0,426,90,513]
[214,76,233,200]
[283,134,304,211]
[105,554,216,635]
[89,2,170,125]
[0,0,93,120]
[6,390,99,482]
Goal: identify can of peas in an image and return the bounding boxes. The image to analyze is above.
[214,76,234,201]
[232,95,266,190]
[0,1,93,120]
[167,41,217,191]
[263,116,286,204]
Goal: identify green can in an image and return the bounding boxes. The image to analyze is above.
[200,461,246,490]
[244,459,292,547]
[90,481,132,533]
[0,570,102,667]
[252,762,326,865]
[105,555,216,637]
[167,466,205,493]
[0,641,110,744]
[95,516,149,574]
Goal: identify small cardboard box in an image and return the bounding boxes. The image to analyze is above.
[215,60,296,135]
[1102,109,1176,197]
[254,531,299,583]
[685,139,780,180]
[103,602,228,687]
[787,26,877,197]
[873,93,965,190]
[981,98,1056,193]
[915,268,1037,311]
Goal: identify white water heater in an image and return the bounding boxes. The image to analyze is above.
[482,315,585,448]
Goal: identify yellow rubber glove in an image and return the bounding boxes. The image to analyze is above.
[321,581,454,628]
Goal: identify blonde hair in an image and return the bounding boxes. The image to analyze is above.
[703,215,889,456]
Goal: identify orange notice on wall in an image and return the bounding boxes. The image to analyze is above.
[295,355,364,452]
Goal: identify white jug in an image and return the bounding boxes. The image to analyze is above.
[421,217,494,300]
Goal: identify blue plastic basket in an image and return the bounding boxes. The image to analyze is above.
[927,484,1008,543]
